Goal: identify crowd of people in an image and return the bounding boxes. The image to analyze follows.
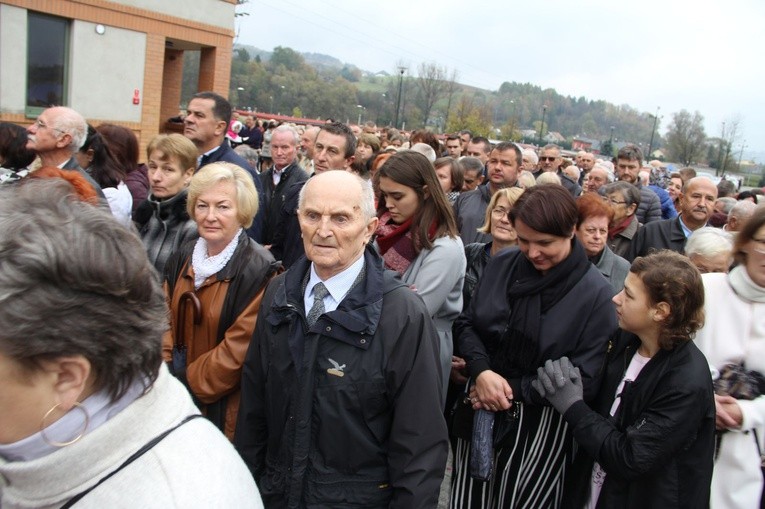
[0,91,764,508]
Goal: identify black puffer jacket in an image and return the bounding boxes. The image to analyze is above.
[134,189,197,275]
[235,247,448,508]
[562,331,715,509]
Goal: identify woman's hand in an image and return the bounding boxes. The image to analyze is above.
[715,394,743,430]
[470,370,513,412]
[450,356,468,384]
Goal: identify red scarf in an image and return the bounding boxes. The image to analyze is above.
[608,215,633,240]
[376,212,416,275]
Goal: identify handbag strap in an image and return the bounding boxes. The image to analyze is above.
[60,414,203,508]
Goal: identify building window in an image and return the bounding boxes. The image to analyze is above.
[27,12,69,115]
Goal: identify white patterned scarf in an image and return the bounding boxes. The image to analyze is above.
[191,228,243,289]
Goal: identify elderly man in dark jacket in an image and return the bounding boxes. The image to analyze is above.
[259,124,307,245]
[235,171,447,508]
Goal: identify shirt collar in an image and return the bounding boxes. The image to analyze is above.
[307,254,365,305]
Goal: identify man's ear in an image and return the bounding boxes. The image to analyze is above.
[56,133,73,150]
[626,202,638,217]
[364,216,379,244]
[214,120,227,137]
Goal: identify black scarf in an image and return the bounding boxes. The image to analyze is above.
[492,238,592,377]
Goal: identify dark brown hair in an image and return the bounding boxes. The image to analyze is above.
[434,157,464,192]
[630,250,705,349]
[376,150,459,252]
[509,184,578,237]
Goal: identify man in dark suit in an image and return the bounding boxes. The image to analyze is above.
[185,91,265,242]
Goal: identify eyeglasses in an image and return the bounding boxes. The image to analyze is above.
[491,206,509,218]
[583,227,608,236]
[34,119,65,134]
[540,156,557,162]
[607,198,628,206]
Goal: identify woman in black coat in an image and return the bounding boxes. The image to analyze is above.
[451,185,617,508]
[535,250,715,508]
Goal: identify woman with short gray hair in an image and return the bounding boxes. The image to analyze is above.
[0,178,262,507]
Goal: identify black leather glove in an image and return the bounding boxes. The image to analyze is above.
[531,357,583,414]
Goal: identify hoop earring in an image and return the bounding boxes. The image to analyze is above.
[40,402,90,448]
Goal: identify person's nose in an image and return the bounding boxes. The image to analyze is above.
[316,215,332,237]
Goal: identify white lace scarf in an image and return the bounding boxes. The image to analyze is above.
[191,228,243,289]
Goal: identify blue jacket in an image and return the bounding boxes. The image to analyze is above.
[649,184,678,220]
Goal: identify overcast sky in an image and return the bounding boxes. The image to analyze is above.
[236,0,765,157]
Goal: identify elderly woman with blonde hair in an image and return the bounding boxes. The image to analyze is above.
[163,162,280,441]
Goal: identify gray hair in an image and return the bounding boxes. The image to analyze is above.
[0,178,166,401]
[605,181,641,208]
[592,164,614,183]
[716,197,736,215]
[410,142,437,162]
[459,156,484,175]
[273,124,300,145]
[729,199,757,222]
[685,226,734,259]
[522,148,538,166]
[51,106,88,153]
[298,172,376,222]
[234,145,259,167]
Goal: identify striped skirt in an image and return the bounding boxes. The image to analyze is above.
[450,403,572,509]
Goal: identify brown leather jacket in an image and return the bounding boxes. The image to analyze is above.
[162,232,280,440]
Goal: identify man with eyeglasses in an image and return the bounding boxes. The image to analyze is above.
[627,176,719,262]
[26,106,104,198]
[534,144,581,197]
[614,144,661,224]
[453,141,521,245]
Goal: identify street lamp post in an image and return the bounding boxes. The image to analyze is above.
[277,85,285,115]
[538,105,547,146]
[269,95,273,113]
[356,105,364,125]
[509,100,517,139]
[394,66,406,129]
[647,106,660,162]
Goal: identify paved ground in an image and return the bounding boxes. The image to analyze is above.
[438,444,453,508]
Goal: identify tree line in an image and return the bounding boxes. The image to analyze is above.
[178,45,749,173]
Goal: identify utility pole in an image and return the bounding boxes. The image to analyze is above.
[646,106,660,162]
[394,66,406,129]
[737,141,746,171]
[538,105,547,146]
